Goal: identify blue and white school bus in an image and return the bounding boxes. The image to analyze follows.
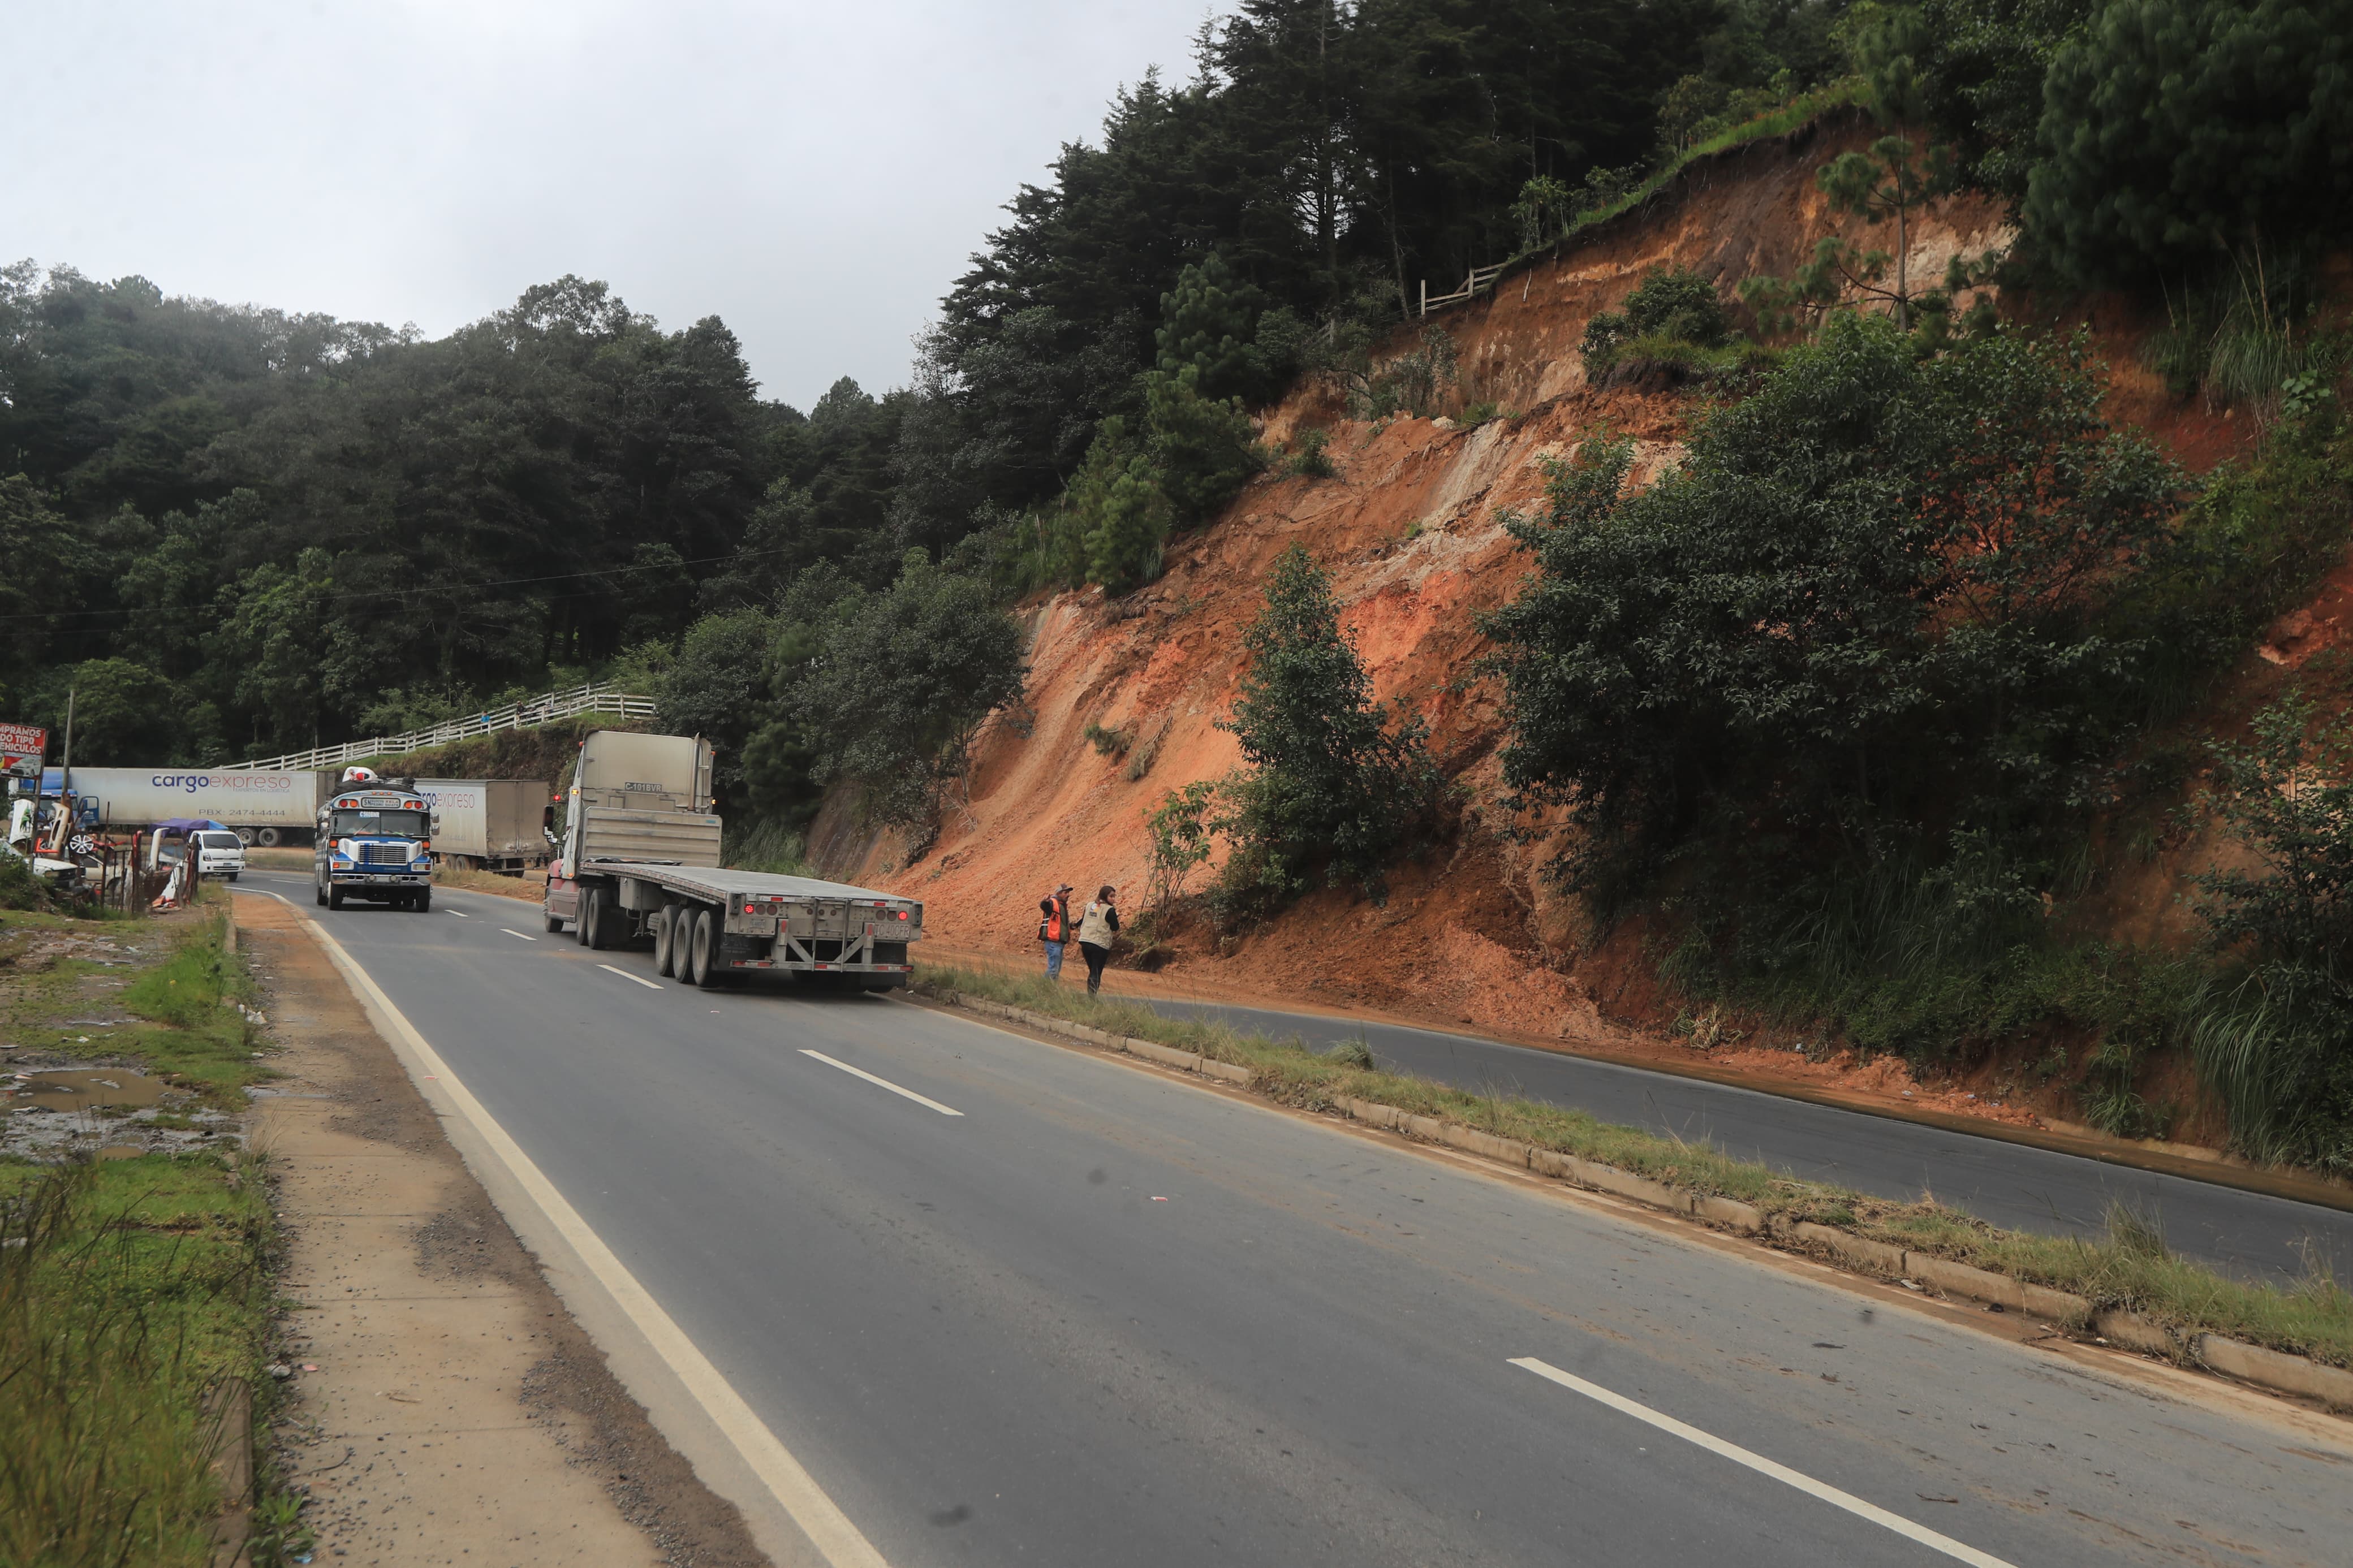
[313,774,434,912]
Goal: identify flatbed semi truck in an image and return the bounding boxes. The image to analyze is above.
[542,731,921,990]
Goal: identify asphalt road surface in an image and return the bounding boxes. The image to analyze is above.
[1128,995,2353,1283]
[246,873,2352,1568]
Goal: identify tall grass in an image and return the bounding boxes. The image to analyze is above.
[2141,250,2317,413]
[0,1157,269,1567]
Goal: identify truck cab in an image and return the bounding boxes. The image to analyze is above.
[313,781,434,911]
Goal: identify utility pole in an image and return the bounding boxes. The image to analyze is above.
[58,686,75,853]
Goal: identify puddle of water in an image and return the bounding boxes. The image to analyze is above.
[5,1069,165,1111]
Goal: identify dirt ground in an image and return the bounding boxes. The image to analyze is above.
[237,891,767,1567]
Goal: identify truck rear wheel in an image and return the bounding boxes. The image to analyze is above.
[580,888,607,948]
[651,908,677,977]
[257,828,280,848]
[689,909,721,988]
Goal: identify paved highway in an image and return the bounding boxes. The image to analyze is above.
[1127,995,2353,1282]
[247,873,2352,1568]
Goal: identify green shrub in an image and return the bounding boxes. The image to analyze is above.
[1286,427,1334,478]
[1214,546,1439,917]
[1486,315,2182,905]
[1580,265,1735,379]
[788,550,1025,840]
[1141,362,1260,528]
[0,852,50,912]
[2184,696,2353,1168]
[1083,720,1135,758]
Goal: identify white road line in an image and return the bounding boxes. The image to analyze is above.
[598,963,663,991]
[499,928,536,941]
[800,1050,965,1117]
[290,903,891,1568]
[1509,1357,2015,1567]
[446,909,471,918]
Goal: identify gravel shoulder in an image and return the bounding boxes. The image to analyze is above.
[238,890,767,1566]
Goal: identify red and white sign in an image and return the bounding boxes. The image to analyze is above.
[0,723,46,776]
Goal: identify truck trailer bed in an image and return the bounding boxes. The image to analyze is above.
[574,858,923,983]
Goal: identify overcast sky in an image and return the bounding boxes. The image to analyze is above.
[5,1,1216,409]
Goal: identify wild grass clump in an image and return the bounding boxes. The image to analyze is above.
[1864,1202,2353,1366]
[0,1155,274,1567]
[103,912,269,1105]
[917,958,2353,1366]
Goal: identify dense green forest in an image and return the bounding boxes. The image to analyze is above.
[0,0,1883,776]
[4,0,2347,828]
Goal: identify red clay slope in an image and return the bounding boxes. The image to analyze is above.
[812,110,2326,1143]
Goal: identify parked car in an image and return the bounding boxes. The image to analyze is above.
[195,829,246,881]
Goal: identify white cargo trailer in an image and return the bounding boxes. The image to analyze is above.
[51,767,325,846]
[542,731,921,990]
[414,779,549,872]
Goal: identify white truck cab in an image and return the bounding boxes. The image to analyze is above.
[194,830,245,880]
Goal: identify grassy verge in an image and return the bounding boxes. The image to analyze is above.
[1,890,268,1108]
[916,959,2353,1368]
[0,1152,280,1566]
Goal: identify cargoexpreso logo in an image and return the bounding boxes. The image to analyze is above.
[150,774,295,794]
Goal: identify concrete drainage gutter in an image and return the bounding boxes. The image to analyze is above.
[950,992,2353,1416]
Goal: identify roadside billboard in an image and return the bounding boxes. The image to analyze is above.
[0,723,46,776]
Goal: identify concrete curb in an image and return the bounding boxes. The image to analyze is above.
[948,991,2353,1414]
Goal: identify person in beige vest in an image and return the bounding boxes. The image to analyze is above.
[1075,884,1119,996]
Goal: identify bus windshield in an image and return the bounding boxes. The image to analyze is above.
[329,809,429,840]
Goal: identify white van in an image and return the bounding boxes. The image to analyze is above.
[195,830,247,881]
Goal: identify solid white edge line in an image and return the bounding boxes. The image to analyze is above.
[1508,1357,2015,1568]
[598,962,664,991]
[499,927,536,941]
[275,894,890,1568]
[800,1050,966,1117]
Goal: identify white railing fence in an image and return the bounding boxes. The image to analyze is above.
[1420,264,1506,316]
[227,682,658,773]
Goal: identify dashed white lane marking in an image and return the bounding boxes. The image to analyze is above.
[1509,1357,2015,1567]
[499,928,536,941]
[799,1050,965,1117]
[287,900,892,1568]
[446,909,471,918]
[598,963,663,991]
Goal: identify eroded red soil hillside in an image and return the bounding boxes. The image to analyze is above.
[814,110,2330,1141]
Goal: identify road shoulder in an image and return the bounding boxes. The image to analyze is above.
[239,891,768,1566]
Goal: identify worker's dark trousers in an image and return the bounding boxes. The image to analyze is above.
[1080,941,1110,995]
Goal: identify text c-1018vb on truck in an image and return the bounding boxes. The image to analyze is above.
[313,771,435,911]
[542,731,923,991]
